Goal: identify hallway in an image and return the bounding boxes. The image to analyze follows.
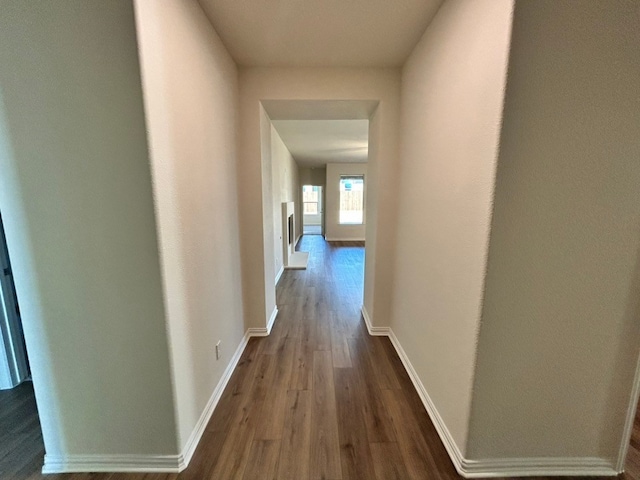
[6,235,640,479]
[197,235,459,479]
[38,234,458,480]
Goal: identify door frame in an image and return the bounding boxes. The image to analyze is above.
[617,352,640,471]
[302,184,324,236]
[0,213,29,390]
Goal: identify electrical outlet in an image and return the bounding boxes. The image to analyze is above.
[215,341,221,360]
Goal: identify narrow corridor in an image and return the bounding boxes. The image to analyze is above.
[9,236,640,479]
[186,235,459,480]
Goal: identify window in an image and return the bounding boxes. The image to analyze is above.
[339,175,364,224]
[303,185,319,215]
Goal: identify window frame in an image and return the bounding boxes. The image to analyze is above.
[338,174,365,225]
[302,185,320,216]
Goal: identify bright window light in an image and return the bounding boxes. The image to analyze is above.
[339,175,364,225]
[303,185,320,215]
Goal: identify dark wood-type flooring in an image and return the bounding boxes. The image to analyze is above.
[1,235,640,479]
[0,381,44,479]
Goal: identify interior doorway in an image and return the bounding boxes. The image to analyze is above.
[302,185,323,236]
[0,212,44,477]
[259,99,378,340]
[0,213,30,390]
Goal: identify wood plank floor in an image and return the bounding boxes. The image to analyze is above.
[2,234,640,479]
[0,381,45,479]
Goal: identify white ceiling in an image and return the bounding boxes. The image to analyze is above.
[198,0,444,67]
[272,120,369,168]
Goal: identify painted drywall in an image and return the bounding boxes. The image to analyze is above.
[0,0,177,457]
[325,163,368,241]
[134,0,245,450]
[300,167,327,187]
[467,0,640,462]
[199,0,443,67]
[271,125,301,280]
[238,68,400,331]
[271,120,369,167]
[390,0,514,454]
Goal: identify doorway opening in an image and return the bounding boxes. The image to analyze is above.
[0,214,30,390]
[257,99,378,334]
[0,212,44,476]
[303,185,323,236]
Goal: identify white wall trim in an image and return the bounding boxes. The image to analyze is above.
[42,325,271,475]
[385,327,467,475]
[360,306,389,336]
[275,265,284,285]
[616,349,640,472]
[325,237,365,242]
[177,331,250,470]
[459,457,617,478]
[44,309,616,477]
[267,306,278,334]
[361,309,617,478]
[42,454,183,474]
[246,306,278,337]
[246,327,268,337]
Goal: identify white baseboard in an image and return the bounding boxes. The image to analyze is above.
[275,265,284,285]
[246,307,278,337]
[42,327,261,475]
[267,306,278,334]
[324,237,365,242]
[360,306,389,336]
[385,327,467,475]
[617,348,640,472]
[45,309,614,477]
[362,309,617,478]
[459,456,616,478]
[246,328,267,337]
[177,331,250,470]
[42,454,183,474]
[178,313,277,471]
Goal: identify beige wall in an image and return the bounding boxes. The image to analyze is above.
[134,0,245,450]
[467,0,640,462]
[300,167,327,187]
[391,0,514,453]
[325,163,368,241]
[238,68,400,330]
[271,125,301,279]
[0,0,177,457]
